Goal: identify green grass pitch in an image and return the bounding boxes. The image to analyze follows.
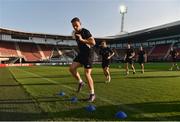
[0,62,180,120]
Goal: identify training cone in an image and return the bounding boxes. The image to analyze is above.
[71,97,78,103]
[58,92,65,96]
[85,105,96,112]
[115,111,127,119]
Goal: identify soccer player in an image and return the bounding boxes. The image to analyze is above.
[169,47,179,71]
[99,41,114,83]
[137,46,147,73]
[69,17,96,102]
[124,43,136,75]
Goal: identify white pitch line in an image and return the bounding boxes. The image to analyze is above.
[10,67,166,120]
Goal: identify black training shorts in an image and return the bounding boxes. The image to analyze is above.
[73,53,93,69]
[125,58,134,64]
[138,58,145,64]
[102,60,110,68]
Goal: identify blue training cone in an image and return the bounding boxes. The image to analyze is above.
[58,91,65,96]
[115,111,127,119]
[71,96,78,103]
[85,105,96,112]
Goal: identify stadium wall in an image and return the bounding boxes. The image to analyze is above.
[0,63,34,67]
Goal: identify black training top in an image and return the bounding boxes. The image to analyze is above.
[75,28,93,55]
[170,50,177,58]
[138,50,146,59]
[99,47,114,61]
[126,48,135,58]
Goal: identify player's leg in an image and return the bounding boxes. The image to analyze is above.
[139,58,144,73]
[84,68,95,102]
[175,63,179,70]
[125,62,129,75]
[103,67,111,83]
[69,62,84,92]
[141,63,144,73]
[173,58,179,70]
[131,64,136,74]
[102,63,108,78]
[69,61,82,81]
[130,60,136,74]
[169,62,174,71]
[103,67,108,78]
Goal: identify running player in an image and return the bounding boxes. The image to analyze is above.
[69,17,96,102]
[169,47,179,71]
[137,46,147,73]
[99,41,114,83]
[124,43,136,75]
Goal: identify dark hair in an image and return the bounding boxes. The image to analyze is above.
[71,17,80,23]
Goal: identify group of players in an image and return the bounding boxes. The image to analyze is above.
[99,41,146,78]
[69,17,179,102]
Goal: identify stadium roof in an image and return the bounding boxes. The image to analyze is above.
[106,20,180,43]
[0,28,72,40]
[111,20,180,38]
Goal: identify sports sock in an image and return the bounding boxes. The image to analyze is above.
[90,89,95,94]
[79,79,83,83]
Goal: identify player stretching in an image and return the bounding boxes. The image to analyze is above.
[169,47,179,71]
[99,41,114,83]
[69,17,96,102]
[137,46,147,73]
[124,43,136,75]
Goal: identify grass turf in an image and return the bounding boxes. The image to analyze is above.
[0,62,180,120]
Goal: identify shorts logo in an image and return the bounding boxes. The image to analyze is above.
[86,65,90,68]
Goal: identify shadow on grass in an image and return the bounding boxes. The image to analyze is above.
[14,74,71,79]
[47,101,180,121]
[0,96,74,104]
[125,75,180,79]
[0,100,180,121]
[0,82,78,87]
[0,83,57,87]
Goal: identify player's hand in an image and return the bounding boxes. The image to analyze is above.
[75,34,83,41]
[129,56,132,59]
[107,56,111,59]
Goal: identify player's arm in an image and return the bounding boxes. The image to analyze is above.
[177,52,179,56]
[124,54,127,61]
[75,34,96,46]
[108,51,115,59]
[129,52,135,59]
[168,52,171,57]
[144,53,147,62]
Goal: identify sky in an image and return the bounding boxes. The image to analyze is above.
[0,0,180,37]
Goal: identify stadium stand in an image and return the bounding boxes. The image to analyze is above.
[18,42,42,62]
[38,44,54,60]
[0,41,17,57]
[148,43,172,61]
